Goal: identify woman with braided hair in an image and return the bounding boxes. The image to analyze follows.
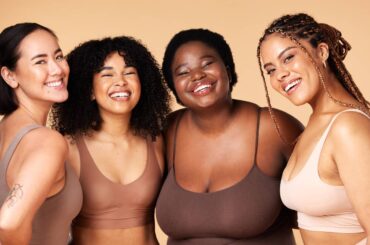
[258,13,370,245]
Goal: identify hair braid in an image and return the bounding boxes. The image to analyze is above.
[257,14,369,135]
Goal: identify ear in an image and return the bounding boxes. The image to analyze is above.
[317,43,330,63]
[1,66,19,88]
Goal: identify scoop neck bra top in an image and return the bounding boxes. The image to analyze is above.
[72,135,163,229]
[156,109,296,245]
[280,109,369,233]
[0,124,82,245]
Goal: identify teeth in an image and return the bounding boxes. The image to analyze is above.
[46,81,62,87]
[194,84,211,93]
[284,79,301,92]
[110,92,129,98]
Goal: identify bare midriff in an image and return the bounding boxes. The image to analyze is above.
[71,224,159,245]
[300,229,366,245]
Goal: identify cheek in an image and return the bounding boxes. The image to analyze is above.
[61,61,70,75]
[268,76,281,92]
[135,81,141,98]
[92,81,106,97]
[173,78,185,93]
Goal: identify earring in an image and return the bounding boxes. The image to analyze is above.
[323,61,327,69]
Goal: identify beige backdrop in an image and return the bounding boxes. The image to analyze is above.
[1,0,369,244]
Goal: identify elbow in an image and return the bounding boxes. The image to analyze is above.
[0,214,24,236]
[0,220,19,236]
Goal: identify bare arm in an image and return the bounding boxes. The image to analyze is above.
[331,112,370,242]
[258,107,304,176]
[0,128,67,245]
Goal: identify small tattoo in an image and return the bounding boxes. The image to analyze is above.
[5,184,23,208]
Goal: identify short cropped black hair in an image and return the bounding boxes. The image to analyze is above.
[162,28,237,104]
[51,36,170,139]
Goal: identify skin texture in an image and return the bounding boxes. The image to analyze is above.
[67,52,164,245]
[165,40,303,207]
[260,33,370,245]
[0,29,70,244]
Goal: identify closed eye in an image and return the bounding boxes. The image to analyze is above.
[101,74,113,77]
[35,60,47,65]
[176,70,189,76]
[124,71,137,75]
[203,61,214,68]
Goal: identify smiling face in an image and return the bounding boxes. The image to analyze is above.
[171,41,231,109]
[260,33,326,106]
[10,29,69,105]
[92,52,141,117]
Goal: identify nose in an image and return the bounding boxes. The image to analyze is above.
[115,76,128,86]
[190,69,206,82]
[49,59,63,76]
[276,67,289,81]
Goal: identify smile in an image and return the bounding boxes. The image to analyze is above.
[284,79,301,93]
[193,84,212,93]
[45,80,63,87]
[109,91,130,98]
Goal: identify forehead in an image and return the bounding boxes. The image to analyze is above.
[175,41,220,58]
[104,52,126,64]
[260,33,295,57]
[18,29,59,58]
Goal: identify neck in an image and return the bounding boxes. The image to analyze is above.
[309,72,357,115]
[188,99,234,134]
[95,110,133,142]
[18,101,50,125]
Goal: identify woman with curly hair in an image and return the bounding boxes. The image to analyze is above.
[0,23,82,244]
[51,36,170,245]
[258,13,370,245]
[155,28,303,244]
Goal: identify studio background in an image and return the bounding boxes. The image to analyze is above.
[1,1,369,244]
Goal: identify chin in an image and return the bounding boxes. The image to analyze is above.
[289,99,307,107]
[53,92,69,103]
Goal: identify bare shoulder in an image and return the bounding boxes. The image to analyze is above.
[259,107,304,143]
[164,108,187,148]
[22,127,68,157]
[330,110,370,143]
[10,127,67,184]
[165,109,187,134]
[152,134,165,174]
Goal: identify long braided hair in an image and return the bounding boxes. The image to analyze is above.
[257,13,369,144]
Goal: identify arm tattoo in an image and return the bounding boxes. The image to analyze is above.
[5,184,24,208]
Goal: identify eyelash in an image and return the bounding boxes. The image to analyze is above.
[266,69,275,75]
[35,60,46,65]
[56,55,65,61]
[203,61,213,68]
[284,54,294,63]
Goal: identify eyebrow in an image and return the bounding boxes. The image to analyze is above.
[263,46,296,69]
[31,48,62,61]
[97,64,132,72]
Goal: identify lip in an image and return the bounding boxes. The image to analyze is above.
[108,89,131,101]
[44,79,65,90]
[282,78,302,95]
[190,80,216,96]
